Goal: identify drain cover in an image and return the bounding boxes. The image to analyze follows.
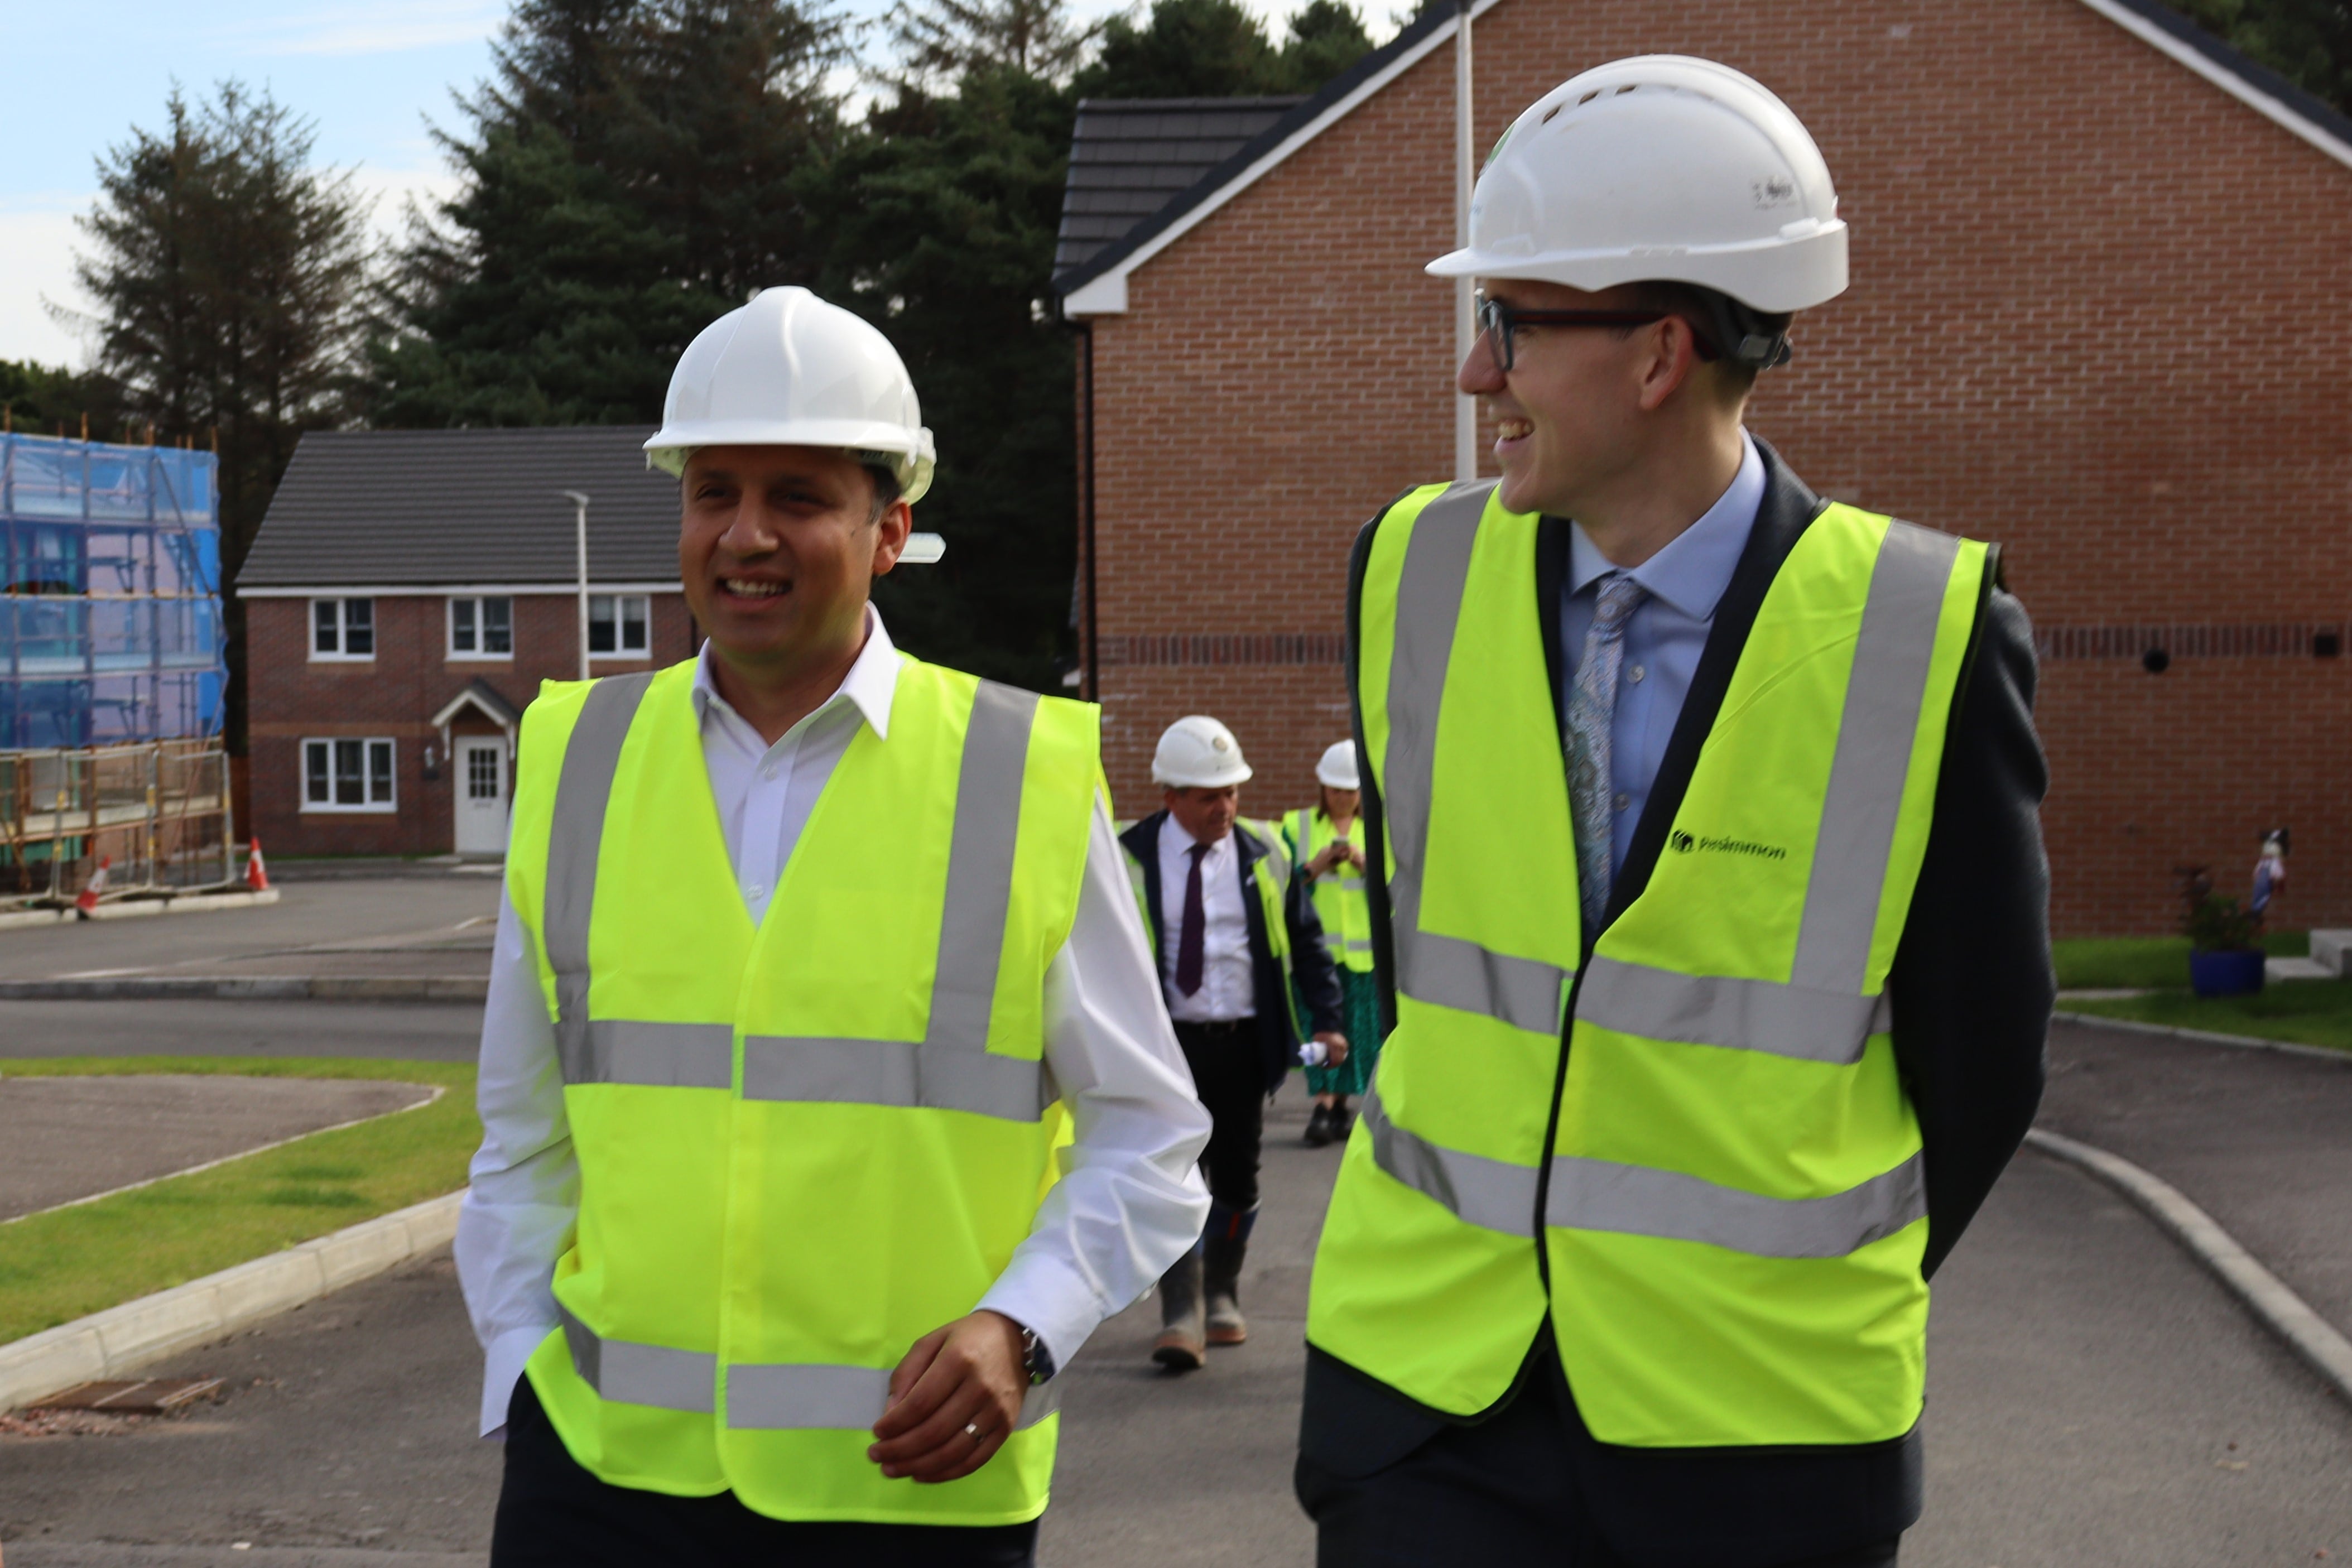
[26,1378,224,1413]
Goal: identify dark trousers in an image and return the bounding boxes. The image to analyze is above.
[1296,1377,1900,1568]
[491,1377,1039,1567]
[1173,1018,1266,1214]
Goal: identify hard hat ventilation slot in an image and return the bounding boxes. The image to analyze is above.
[1577,90,1601,104]
[1542,104,1563,123]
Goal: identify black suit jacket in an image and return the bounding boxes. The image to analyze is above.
[1118,810,1347,1094]
[1302,440,2053,1564]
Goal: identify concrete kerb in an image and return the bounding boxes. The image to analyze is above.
[2025,1128,2352,1405]
[0,976,487,1002]
[0,1191,463,1413]
[0,889,280,933]
[2052,1007,2350,1066]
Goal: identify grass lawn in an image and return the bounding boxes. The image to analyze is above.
[0,1056,478,1346]
[2053,929,2308,991]
[2062,979,2352,1054]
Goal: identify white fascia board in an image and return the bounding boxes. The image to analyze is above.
[1062,0,1503,318]
[429,689,519,732]
[2076,0,2352,171]
[236,583,684,599]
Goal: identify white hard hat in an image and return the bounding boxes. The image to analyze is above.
[1315,740,1359,791]
[644,286,938,506]
[1152,715,1253,790]
[1430,56,1847,323]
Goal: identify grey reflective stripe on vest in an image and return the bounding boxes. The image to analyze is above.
[1790,521,1965,995]
[1362,1088,1921,1256]
[1361,1087,1540,1238]
[742,681,1053,1122]
[546,674,661,1088]
[1575,959,1893,1066]
[560,1301,716,1412]
[571,1020,737,1088]
[725,1362,1062,1431]
[1381,484,1572,1035]
[1546,1149,1926,1259]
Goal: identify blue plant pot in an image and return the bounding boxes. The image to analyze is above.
[2188,947,2266,998]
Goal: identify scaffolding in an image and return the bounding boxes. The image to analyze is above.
[1,431,234,908]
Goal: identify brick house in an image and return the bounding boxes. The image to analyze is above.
[1053,0,2352,935]
[237,427,691,859]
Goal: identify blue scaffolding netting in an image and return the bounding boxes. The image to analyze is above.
[0,431,227,751]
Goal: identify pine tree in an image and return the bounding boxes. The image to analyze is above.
[369,0,850,426]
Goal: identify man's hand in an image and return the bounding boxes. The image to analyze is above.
[868,1310,1029,1483]
[1315,1030,1349,1066]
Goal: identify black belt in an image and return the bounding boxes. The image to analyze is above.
[1174,1017,1255,1037]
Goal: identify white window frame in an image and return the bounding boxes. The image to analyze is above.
[446,595,514,661]
[301,737,398,814]
[309,597,376,662]
[587,593,652,660]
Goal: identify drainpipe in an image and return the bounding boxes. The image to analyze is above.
[1454,0,1477,484]
[560,490,591,681]
[1080,320,1099,704]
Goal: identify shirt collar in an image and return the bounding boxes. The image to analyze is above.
[1566,428,1764,623]
[690,603,901,742]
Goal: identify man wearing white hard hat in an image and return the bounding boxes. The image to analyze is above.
[1298,60,2050,1565]
[1117,716,1347,1368]
[1281,741,1378,1147]
[458,286,1210,1567]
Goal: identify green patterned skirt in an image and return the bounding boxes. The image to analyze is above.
[1305,967,1384,1099]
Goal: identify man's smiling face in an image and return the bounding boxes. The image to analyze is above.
[678,445,907,675]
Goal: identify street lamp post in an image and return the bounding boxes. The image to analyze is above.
[559,490,591,680]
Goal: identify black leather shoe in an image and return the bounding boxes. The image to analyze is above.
[1304,1102,1334,1147]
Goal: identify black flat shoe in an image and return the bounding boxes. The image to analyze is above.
[1304,1102,1334,1147]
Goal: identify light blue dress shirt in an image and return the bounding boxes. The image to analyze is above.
[1560,430,1766,876]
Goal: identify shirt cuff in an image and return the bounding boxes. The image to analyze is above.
[480,1322,554,1438]
[975,1248,1109,1379]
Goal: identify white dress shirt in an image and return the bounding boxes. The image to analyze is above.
[455,609,1211,1437]
[1154,816,1256,1023]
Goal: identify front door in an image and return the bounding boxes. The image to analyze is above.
[454,737,509,856]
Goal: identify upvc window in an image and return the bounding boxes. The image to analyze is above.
[302,738,396,812]
[311,598,375,660]
[588,594,650,657]
[449,595,513,658]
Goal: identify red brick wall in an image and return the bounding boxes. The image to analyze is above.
[1078,0,2352,935]
[244,591,695,858]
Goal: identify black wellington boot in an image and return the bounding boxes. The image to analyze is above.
[1151,1249,1206,1371]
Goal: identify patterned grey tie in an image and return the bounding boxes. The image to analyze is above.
[1565,572,1648,941]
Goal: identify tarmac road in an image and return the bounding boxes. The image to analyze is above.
[0,999,485,1063]
[7,1062,2351,1567]
[0,878,498,985]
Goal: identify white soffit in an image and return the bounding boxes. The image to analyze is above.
[2076,0,2352,171]
[1062,0,1505,317]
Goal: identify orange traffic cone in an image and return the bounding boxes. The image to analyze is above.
[246,838,271,892]
[75,855,112,918]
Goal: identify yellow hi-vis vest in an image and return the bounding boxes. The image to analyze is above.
[1307,480,1987,1448]
[1283,807,1374,975]
[505,656,1099,1524]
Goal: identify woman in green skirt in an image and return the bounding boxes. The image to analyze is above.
[1283,740,1383,1147]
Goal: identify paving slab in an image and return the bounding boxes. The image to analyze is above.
[2040,1018,2352,1342]
[0,999,486,1065]
[0,1076,436,1222]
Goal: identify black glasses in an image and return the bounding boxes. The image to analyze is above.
[1475,295,1673,373]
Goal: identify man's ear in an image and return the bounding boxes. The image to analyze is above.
[868,497,915,575]
[1633,316,1707,413]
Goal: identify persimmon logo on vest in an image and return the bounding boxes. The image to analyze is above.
[1670,830,1787,862]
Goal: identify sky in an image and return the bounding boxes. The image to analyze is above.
[2,0,1359,371]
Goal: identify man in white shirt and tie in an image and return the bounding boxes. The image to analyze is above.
[458,287,1210,1568]
[1117,716,1348,1369]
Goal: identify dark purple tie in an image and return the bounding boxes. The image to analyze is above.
[1175,841,1209,997]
